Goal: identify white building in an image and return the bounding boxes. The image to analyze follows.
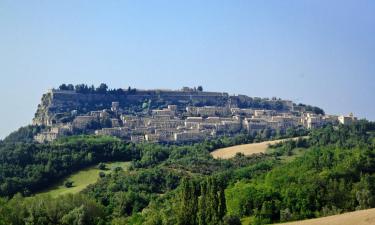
[338,113,357,125]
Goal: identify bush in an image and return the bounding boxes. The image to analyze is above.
[65,181,73,188]
[113,166,123,172]
[98,163,107,170]
[223,215,242,225]
[99,172,106,178]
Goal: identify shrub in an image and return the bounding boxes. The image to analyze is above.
[99,172,106,178]
[98,163,107,170]
[223,215,241,225]
[65,181,73,188]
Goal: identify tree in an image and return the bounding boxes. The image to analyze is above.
[280,208,292,222]
[59,84,68,90]
[67,84,75,90]
[61,205,87,225]
[98,163,107,170]
[197,86,203,92]
[197,177,227,225]
[75,84,89,93]
[207,177,220,224]
[65,181,73,188]
[223,215,241,225]
[89,85,95,93]
[96,83,108,93]
[0,197,13,225]
[218,180,227,220]
[99,172,105,178]
[177,178,199,225]
[355,174,375,210]
[198,181,208,225]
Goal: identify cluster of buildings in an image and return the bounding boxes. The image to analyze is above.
[34,101,357,143]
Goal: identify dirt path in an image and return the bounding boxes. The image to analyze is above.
[278,208,375,225]
[211,137,305,159]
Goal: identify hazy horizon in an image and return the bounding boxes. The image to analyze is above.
[1,0,375,139]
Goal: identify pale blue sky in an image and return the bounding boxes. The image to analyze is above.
[0,0,374,138]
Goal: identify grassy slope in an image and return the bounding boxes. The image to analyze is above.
[36,161,130,197]
[211,137,306,159]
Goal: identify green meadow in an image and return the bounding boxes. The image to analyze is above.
[36,161,130,197]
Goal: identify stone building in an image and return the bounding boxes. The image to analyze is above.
[186,106,230,117]
[111,118,121,127]
[131,135,145,143]
[34,131,59,143]
[338,113,357,125]
[72,116,98,130]
[254,110,276,118]
[230,108,254,116]
[152,108,175,116]
[34,125,71,143]
[95,127,129,138]
[185,117,204,129]
[111,102,120,112]
[174,130,207,142]
[242,118,268,134]
[221,120,242,133]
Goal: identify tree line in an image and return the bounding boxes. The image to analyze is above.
[58,83,137,94]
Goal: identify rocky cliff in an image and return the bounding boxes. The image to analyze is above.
[33,88,293,126]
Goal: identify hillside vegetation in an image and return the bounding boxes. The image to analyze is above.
[36,161,130,197]
[225,121,375,224]
[0,135,138,196]
[0,121,374,225]
[0,131,280,197]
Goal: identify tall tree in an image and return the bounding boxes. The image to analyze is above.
[177,178,199,225]
[198,180,208,225]
[96,83,108,93]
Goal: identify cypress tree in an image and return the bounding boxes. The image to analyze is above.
[179,177,227,225]
[198,180,208,225]
[212,177,221,225]
[218,182,227,221]
[177,178,199,225]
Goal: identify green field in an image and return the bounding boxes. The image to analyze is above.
[36,161,130,197]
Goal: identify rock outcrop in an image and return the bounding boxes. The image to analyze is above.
[33,88,293,126]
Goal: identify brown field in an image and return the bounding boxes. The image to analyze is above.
[279,208,375,225]
[211,137,305,159]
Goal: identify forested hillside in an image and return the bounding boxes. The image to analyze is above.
[226,122,375,224]
[0,121,374,225]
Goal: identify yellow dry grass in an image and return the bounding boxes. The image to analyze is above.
[211,137,304,159]
[278,208,375,225]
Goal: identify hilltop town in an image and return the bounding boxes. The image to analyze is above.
[33,84,357,143]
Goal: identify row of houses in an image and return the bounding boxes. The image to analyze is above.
[34,102,357,143]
